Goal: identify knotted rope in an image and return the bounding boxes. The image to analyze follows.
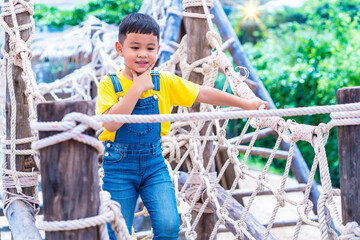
[0,0,43,217]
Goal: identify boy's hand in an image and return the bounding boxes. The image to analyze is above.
[130,64,154,93]
[245,97,269,110]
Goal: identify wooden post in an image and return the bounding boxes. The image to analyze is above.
[37,101,101,239]
[4,0,41,239]
[337,86,360,224]
[183,3,216,239]
[211,0,320,213]
[157,0,183,66]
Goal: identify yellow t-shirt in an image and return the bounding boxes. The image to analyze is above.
[96,70,200,142]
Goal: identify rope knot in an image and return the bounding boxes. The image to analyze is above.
[185,172,217,213]
[11,38,32,67]
[205,186,218,204]
[235,221,247,239]
[100,190,130,239]
[185,229,197,240]
[256,175,266,191]
[297,199,313,220]
[274,189,286,207]
[217,129,227,145]
[227,146,239,163]
[215,50,232,71]
[206,31,222,50]
[216,208,229,221]
[234,165,246,180]
[287,119,316,145]
[343,222,360,237]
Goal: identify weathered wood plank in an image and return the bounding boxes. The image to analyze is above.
[218,144,289,160]
[37,101,100,239]
[337,86,360,224]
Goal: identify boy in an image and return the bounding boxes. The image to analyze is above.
[96,13,268,240]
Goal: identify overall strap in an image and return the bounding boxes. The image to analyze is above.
[151,70,160,91]
[108,73,123,93]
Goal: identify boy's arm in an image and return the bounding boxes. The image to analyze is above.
[195,86,268,110]
[103,66,154,132]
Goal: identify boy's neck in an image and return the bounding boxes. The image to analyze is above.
[120,68,133,81]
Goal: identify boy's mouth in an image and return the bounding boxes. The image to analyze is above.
[136,61,148,67]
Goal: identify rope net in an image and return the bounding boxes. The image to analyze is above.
[1,0,360,240]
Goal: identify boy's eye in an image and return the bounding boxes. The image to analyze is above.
[148,48,155,51]
[131,47,139,50]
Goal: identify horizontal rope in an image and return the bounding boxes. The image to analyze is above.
[86,102,360,124]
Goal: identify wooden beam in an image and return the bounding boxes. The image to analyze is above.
[227,128,276,144]
[232,184,307,198]
[218,144,289,160]
[4,0,41,239]
[204,186,279,239]
[157,0,183,66]
[37,101,101,239]
[337,86,360,224]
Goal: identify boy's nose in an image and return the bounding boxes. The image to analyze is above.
[138,51,147,58]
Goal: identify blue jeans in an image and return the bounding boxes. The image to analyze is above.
[102,141,180,240]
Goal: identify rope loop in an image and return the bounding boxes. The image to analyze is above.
[296,199,316,226]
[234,66,250,82]
[216,207,228,219]
[206,31,222,50]
[185,229,197,240]
[256,175,266,191]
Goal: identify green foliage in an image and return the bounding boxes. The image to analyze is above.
[228,0,360,186]
[34,0,142,29]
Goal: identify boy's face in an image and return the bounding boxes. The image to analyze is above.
[116,32,160,77]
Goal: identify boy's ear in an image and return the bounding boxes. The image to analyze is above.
[115,41,123,56]
[157,44,160,54]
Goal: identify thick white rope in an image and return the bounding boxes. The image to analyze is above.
[54,102,360,125]
[36,191,131,240]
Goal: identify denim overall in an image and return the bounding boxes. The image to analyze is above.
[102,71,180,240]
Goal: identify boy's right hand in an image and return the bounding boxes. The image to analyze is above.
[245,97,269,110]
[130,64,154,93]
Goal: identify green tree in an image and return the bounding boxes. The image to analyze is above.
[229,0,360,186]
[34,0,142,29]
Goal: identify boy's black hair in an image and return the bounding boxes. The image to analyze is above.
[118,13,160,44]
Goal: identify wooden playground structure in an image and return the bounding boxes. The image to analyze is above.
[0,0,360,239]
